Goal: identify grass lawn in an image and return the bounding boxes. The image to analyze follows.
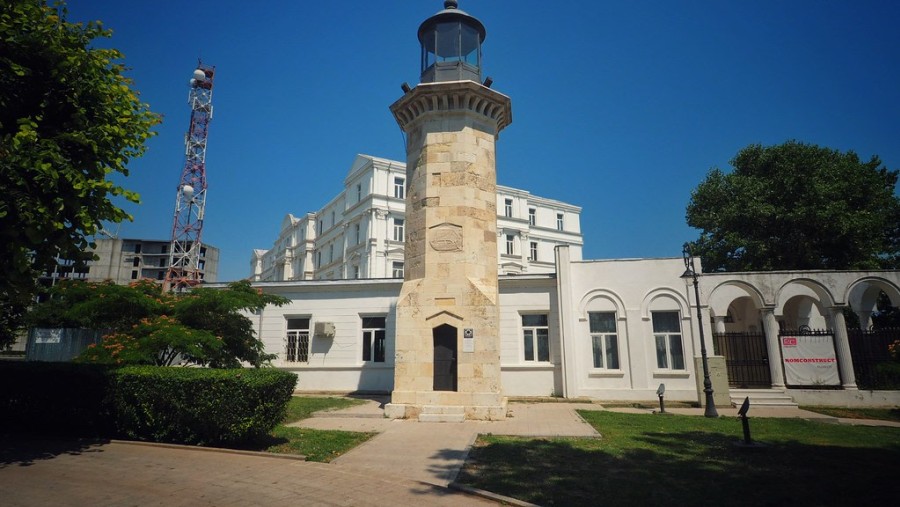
[457,410,900,506]
[238,396,374,462]
[801,406,900,422]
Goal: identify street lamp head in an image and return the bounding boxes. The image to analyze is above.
[681,242,696,279]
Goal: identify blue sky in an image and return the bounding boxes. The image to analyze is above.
[65,1,900,282]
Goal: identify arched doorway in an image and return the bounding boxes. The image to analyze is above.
[433,324,457,391]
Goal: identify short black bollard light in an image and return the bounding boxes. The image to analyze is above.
[654,383,668,414]
[737,396,752,444]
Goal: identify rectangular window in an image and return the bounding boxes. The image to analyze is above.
[200,247,207,257]
[506,234,514,255]
[362,316,386,363]
[528,208,536,226]
[159,258,167,267]
[589,312,620,369]
[132,257,140,267]
[316,251,321,268]
[130,270,138,280]
[522,314,550,362]
[353,265,360,279]
[504,198,513,217]
[331,211,335,227]
[156,271,164,280]
[652,311,685,370]
[285,318,310,363]
[329,244,334,263]
[529,241,538,261]
[392,261,404,278]
[318,220,323,235]
[394,177,405,199]
[134,243,142,253]
[556,213,564,231]
[393,218,405,242]
[198,260,205,270]
[355,223,361,244]
[356,183,362,202]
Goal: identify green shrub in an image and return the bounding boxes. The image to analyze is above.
[108,366,296,445]
[0,361,116,436]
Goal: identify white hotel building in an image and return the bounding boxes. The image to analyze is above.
[250,154,583,282]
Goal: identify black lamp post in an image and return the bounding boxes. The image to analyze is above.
[681,243,719,418]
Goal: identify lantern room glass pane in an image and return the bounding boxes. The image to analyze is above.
[422,32,436,69]
[436,22,460,62]
[461,23,480,65]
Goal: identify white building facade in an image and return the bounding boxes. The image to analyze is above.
[250,154,583,282]
[231,246,900,407]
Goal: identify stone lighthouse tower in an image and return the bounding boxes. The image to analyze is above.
[385,1,511,421]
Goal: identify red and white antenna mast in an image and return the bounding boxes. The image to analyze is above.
[164,62,214,291]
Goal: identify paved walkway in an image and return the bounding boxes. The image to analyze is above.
[293,398,599,487]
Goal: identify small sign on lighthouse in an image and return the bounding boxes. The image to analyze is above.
[463,328,474,352]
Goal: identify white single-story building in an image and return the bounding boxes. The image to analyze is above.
[234,245,900,407]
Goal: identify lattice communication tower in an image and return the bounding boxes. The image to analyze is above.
[164,62,214,291]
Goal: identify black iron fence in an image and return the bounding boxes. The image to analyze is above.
[848,327,900,389]
[713,331,772,388]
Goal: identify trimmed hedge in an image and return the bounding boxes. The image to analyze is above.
[0,362,297,446]
[109,366,297,445]
[0,361,116,436]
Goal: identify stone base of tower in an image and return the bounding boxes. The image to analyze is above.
[385,391,507,421]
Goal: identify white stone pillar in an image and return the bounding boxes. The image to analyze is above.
[761,308,786,388]
[829,306,858,389]
[857,310,873,330]
[713,316,727,335]
[555,245,576,398]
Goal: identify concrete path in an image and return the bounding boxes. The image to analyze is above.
[292,397,600,487]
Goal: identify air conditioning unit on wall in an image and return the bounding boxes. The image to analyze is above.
[314,322,335,338]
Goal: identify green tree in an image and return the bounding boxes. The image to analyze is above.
[173,281,287,368]
[0,0,159,346]
[686,141,900,272]
[28,280,288,367]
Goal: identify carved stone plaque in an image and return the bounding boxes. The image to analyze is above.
[429,223,463,252]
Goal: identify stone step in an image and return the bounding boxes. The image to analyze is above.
[418,413,466,423]
[419,405,465,415]
[730,389,798,408]
[418,405,466,422]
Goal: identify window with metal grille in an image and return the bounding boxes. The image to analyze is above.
[285,318,310,363]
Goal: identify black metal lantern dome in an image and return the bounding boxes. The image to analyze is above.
[418,1,486,83]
